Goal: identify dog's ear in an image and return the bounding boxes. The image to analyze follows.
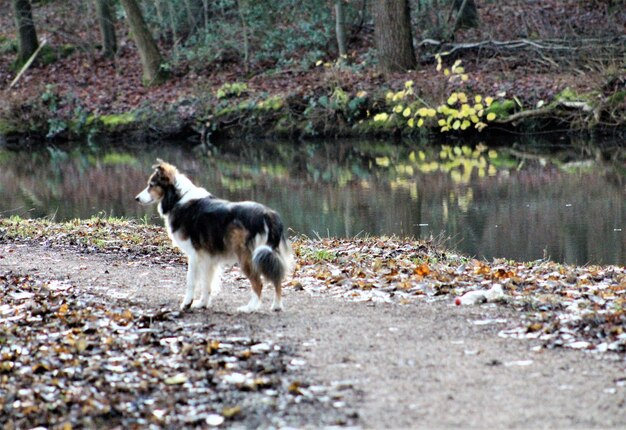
[152,158,166,170]
[152,159,178,182]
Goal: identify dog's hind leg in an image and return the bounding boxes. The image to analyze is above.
[237,258,263,313]
[238,276,263,313]
[270,281,283,312]
[181,254,199,311]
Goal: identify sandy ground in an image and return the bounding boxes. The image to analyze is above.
[2,242,625,429]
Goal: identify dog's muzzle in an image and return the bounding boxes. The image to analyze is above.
[135,188,154,205]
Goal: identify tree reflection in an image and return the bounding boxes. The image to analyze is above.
[0,139,623,265]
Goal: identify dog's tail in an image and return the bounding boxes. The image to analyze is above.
[251,218,294,285]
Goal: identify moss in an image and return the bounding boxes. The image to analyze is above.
[96,112,137,129]
[556,87,598,104]
[486,100,516,119]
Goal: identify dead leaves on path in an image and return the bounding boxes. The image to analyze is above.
[2,218,625,355]
[293,237,626,354]
[0,272,351,429]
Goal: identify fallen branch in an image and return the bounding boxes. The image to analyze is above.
[496,100,596,125]
[418,36,626,57]
[9,39,48,89]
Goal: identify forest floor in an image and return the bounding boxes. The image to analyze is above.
[0,0,625,142]
[1,218,625,428]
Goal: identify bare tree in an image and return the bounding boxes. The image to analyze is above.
[12,0,39,66]
[335,0,347,60]
[119,0,167,86]
[373,0,416,73]
[95,0,117,58]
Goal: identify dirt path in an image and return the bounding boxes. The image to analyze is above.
[2,242,625,429]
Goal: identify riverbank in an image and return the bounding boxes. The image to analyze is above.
[1,56,625,147]
[1,216,625,428]
[1,2,625,146]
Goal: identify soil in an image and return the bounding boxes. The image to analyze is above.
[2,241,625,429]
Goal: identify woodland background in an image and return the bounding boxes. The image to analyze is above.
[1,0,625,143]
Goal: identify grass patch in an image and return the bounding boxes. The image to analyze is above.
[0,215,173,255]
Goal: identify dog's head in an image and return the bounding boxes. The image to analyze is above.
[135,159,178,205]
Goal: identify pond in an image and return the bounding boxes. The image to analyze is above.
[0,137,624,266]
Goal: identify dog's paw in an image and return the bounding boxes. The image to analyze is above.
[238,295,261,313]
[271,301,284,312]
[237,303,260,313]
[191,299,212,309]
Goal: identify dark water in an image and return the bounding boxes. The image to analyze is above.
[1,138,624,265]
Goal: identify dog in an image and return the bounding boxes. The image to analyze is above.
[135,159,294,312]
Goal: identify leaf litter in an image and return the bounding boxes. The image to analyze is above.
[3,217,626,356]
[294,237,626,354]
[3,218,625,356]
[0,270,355,429]
[1,217,626,427]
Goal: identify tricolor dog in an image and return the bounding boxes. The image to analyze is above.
[135,159,293,312]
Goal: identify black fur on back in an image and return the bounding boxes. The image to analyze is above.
[168,196,286,254]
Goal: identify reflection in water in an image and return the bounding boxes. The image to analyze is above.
[0,139,624,265]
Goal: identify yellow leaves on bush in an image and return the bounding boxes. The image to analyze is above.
[373,112,389,122]
[374,56,499,133]
[417,107,436,117]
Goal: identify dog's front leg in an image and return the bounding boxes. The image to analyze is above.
[193,259,220,309]
[181,255,198,311]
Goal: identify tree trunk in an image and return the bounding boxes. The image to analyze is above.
[335,0,347,60]
[12,0,39,66]
[452,0,479,30]
[373,0,416,73]
[95,0,117,58]
[237,0,249,72]
[119,0,167,86]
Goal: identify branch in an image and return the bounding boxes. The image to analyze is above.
[418,36,626,57]
[495,100,595,125]
[9,39,48,89]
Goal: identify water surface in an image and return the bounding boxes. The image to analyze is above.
[1,138,624,265]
